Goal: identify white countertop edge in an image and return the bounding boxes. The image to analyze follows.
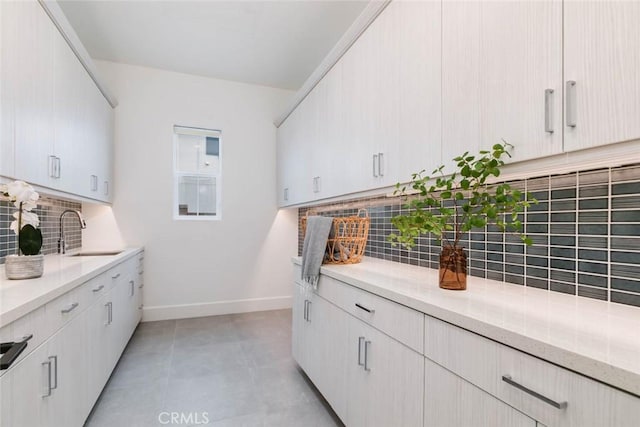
[292,256,640,397]
[0,248,143,327]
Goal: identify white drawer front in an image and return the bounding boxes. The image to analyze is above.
[425,315,640,427]
[0,306,47,374]
[44,283,88,336]
[318,275,423,354]
[496,344,640,427]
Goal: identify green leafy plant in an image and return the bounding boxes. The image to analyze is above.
[388,142,535,250]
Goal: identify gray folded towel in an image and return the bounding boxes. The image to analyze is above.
[301,216,333,288]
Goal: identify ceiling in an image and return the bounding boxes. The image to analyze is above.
[58,0,369,91]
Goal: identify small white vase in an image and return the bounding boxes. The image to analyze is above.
[5,254,44,280]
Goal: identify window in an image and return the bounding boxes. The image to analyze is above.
[173,126,221,220]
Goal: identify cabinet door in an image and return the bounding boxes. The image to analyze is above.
[276,106,309,206]
[347,316,423,427]
[304,294,349,422]
[291,282,311,371]
[0,0,14,179]
[4,0,55,187]
[424,358,536,427]
[86,288,112,407]
[480,0,562,162]
[443,1,562,166]
[52,30,88,195]
[441,0,481,170]
[0,339,50,427]
[41,311,89,427]
[397,0,442,182]
[564,1,640,151]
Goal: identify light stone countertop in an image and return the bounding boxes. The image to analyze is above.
[0,248,143,328]
[293,256,640,397]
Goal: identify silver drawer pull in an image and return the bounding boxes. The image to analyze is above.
[111,273,121,279]
[92,285,105,293]
[544,88,554,133]
[364,340,371,372]
[502,375,567,409]
[138,270,144,275]
[49,355,58,390]
[565,80,577,128]
[355,303,374,314]
[357,336,365,366]
[61,302,79,314]
[42,359,52,397]
[138,283,144,289]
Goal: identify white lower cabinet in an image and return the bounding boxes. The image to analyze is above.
[294,268,640,427]
[0,252,143,427]
[292,280,423,427]
[424,315,640,427]
[424,358,535,427]
[347,316,423,427]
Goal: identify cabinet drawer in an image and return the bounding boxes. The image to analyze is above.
[0,306,47,374]
[425,315,640,427]
[44,284,88,336]
[318,275,423,354]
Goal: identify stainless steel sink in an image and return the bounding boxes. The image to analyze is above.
[68,250,123,257]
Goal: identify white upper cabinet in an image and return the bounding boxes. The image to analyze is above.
[4,0,55,188]
[563,1,640,152]
[441,0,481,170]
[442,0,562,167]
[479,0,563,162]
[0,0,114,203]
[397,0,442,182]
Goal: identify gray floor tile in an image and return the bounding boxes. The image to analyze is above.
[85,309,343,427]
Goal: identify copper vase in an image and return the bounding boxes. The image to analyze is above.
[439,246,467,290]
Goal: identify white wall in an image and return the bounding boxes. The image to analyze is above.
[85,61,298,321]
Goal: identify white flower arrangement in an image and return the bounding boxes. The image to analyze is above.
[1,180,43,256]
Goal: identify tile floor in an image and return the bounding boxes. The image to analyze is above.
[85,309,343,427]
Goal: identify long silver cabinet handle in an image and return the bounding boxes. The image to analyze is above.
[545,89,554,133]
[358,336,365,366]
[364,340,371,371]
[105,302,113,325]
[372,154,378,177]
[49,356,58,390]
[92,285,105,293]
[49,156,57,178]
[42,359,52,397]
[502,375,567,409]
[355,303,375,314]
[56,157,61,178]
[378,153,384,177]
[565,80,577,128]
[130,280,135,296]
[61,302,79,314]
[307,301,311,322]
[303,300,308,321]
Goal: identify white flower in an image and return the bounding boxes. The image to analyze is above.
[4,180,38,210]
[11,210,39,230]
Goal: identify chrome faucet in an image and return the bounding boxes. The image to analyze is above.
[58,210,87,254]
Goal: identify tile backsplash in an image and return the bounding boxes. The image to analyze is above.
[0,195,82,264]
[299,164,640,308]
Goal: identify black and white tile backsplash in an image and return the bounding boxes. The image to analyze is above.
[0,195,82,264]
[299,164,640,308]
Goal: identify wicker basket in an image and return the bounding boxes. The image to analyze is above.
[302,209,370,265]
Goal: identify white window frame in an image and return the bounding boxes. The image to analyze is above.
[173,125,222,221]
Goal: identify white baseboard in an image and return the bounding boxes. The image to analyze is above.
[141,295,293,322]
